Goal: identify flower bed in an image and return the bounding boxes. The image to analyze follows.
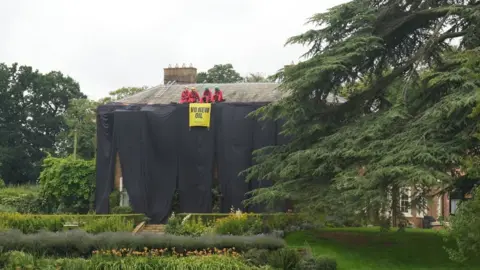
[0,230,285,257]
[2,251,258,270]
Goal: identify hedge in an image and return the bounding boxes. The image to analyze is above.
[0,230,286,257]
[2,251,260,270]
[0,213,146,233]
[175,213,302,230]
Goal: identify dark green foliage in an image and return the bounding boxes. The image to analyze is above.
[0,213,145,233]
[38,156,95,213]
[267,248,301,270]
[110,206,133,214]
[195,64,243,83]
[445,186,480,263]
[0,63,86,184]
[0,230,285,257]
[109,190,120,209]
[0,186,43,213]
[2,251,255,270]
[244,0,480,225]
[0,178,5,189]
[243,248,270,266]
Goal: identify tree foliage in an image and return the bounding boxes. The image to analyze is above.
[38,155,96,213]
[244,73,273,83]
[0,63,86,184]
[56,99,98,160]
[245,0,480,224]
[98,86,147,104]
[196,64,243,83]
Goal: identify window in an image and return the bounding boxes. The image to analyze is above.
[399,188,411,216]
[450,199,460,215]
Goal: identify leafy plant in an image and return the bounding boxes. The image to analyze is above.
[214,210,263,236]
[267,248,301,270]
[38,155,95,213]
[82,216,134,233]
[0,178,5,189]
[445,186,480,263]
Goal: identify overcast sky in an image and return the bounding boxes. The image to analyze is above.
[1,0,346,100]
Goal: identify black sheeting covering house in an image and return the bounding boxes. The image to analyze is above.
[95,102,286,223]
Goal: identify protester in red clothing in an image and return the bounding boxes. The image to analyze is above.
[212,86,224,102]
[188,87,200,103]
[201,87,213,103]
[179,87,190,103]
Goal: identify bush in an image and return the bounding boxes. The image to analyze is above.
[3,251,259,270]
[445,186,480,263]
[0,178,5,189]
[0,230,286,257]
[165,213,211,236]
[214,211,263,236]
[111,206,133,214]
[0,185,43,213]
[0,213,145,233]
[38,155,95,213]
[266,248,301,270]
[243,248,270,266]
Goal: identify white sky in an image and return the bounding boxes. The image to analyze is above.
[1,0,347,100]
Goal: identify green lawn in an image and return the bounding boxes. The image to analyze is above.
[285,227,479,270]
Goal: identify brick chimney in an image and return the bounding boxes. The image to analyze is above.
[164,63,197,85]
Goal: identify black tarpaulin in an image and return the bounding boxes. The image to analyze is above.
[177,105,215,213]
[142,105,179,223]
[114,111,149,216]
[216,104,256,212]
[248,113,277,213]
[95,104,125,214]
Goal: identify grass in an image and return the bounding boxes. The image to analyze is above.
[285,227,480,270]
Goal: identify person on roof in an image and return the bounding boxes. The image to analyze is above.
[179,87,190,103]
[212,86,224,103]
[188,87,200,103]
[201,87,213,103]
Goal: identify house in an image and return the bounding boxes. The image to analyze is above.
[95,65,345,223]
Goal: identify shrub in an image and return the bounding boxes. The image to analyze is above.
[111,206,133,214]
[445,186,480,263]
[3,251,260,270]
[82,216,134,233]
[0,213,145,233]
[214,210,263,236]
[0,185,42,213]
[38,155,95,213]
[165,213,211,236]
[266,248,301,270]
[0,178,5,189]
[243,248,270,266]
[0,230,286,257]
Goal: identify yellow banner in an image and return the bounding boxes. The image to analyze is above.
[189,103,211,128]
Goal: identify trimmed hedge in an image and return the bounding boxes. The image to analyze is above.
[176,213,302,231]
[2,251,260,270]
[0,230,286,257]
[0,213,146,233]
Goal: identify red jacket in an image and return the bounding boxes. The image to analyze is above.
[179,89,190,103]
[213,90,224,102]
[188,90,200,103]
[202,90,213,103]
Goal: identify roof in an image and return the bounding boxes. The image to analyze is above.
[117,82,347,104]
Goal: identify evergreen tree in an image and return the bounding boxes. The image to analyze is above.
[245,0,480,225]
